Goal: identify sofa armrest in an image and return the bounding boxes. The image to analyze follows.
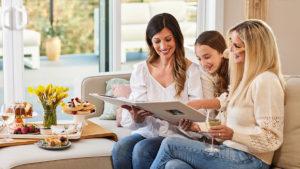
[79,72,131,118]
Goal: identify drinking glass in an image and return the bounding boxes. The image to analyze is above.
[205,117,221,153]
[63,124,69,140]
[0,104,15,142]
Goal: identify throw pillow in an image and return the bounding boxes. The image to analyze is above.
[99,78,130,120]
[112,84,131,126]
[112,84,131,98]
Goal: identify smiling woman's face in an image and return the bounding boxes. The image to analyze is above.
[151,27,176,59]
[195,44,223,74]
[229,31,245,63]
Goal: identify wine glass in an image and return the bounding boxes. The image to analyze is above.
[0,104,15,142]
[205,116,221,153]
[63,124,69,140]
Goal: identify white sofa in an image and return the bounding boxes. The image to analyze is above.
[0,8,41,69]
[1,73,300,169]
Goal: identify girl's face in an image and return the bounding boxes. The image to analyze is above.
[151,27,176,60]
[229,31,245,63]
[195,44,223,74]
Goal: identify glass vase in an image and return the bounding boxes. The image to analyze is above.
[43,106,57,128]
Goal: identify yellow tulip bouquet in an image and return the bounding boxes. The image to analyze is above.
[28,84,69,128]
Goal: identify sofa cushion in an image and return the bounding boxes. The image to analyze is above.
[0,139,115,169]
[89,118,132,140]
[272,76,300,169]
[121,3,150,24]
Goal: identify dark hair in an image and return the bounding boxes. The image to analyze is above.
[195,31,229,96]
[146,13,186,97]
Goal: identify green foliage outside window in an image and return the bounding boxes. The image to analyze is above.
[24,0,98,55]
[24,0,196,56]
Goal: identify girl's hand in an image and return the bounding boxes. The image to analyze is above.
[178,119,200,132]
[186,100,202,109]
[209,125,234,140]
[121,105,152,123]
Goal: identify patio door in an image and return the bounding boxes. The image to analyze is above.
[1,0,26,105]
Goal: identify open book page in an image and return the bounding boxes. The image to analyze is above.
[90,93,207,125]
[89,93,145,107]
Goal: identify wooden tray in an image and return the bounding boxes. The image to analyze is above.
[81,121,117,141]
[0,121,117,148]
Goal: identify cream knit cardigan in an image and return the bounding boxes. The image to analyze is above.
[223,71,284,165]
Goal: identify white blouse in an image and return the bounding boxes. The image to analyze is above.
[121,61,211,138]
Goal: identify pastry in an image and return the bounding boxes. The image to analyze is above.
[6,102,33,118]
[44,136,68,147]
[63,97,96,115]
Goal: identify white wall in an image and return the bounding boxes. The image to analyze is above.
[223,0,245,35]
[222,0,300,75]
[267,0,300,75]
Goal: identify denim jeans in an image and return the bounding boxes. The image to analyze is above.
[112,134,164,169]
[150,137,270,169]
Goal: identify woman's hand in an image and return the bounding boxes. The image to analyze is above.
[209,125,234,140]
[179,119,200,132]
[121,105,152,123]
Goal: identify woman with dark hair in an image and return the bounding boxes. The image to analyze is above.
[112,13,206,169]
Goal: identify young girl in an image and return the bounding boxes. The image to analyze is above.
[150,19,285,169]
[180,30,230,132]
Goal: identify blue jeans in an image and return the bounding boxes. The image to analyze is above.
[112,134,164,169]
[150,137,270,169]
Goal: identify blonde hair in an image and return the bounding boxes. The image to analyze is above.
[228,19,285,105]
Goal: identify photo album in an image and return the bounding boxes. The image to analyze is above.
[89,93,207,125]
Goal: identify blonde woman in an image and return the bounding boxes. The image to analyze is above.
[150,19,285,169]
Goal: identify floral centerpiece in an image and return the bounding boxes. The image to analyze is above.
[28,84,69,128]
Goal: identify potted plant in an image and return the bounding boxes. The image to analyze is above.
[44,0,63,61]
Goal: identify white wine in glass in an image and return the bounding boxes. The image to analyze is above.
[0,104,15,142]
[205,118,221,153]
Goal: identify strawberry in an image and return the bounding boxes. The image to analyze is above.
[21,126,29,134]
[28,125,35,133]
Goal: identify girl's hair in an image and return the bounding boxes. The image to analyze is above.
[195,30,229,97]
[146,13,186,97]
[228,19,285,105]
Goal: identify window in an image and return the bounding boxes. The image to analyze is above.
[117,0,198,70]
